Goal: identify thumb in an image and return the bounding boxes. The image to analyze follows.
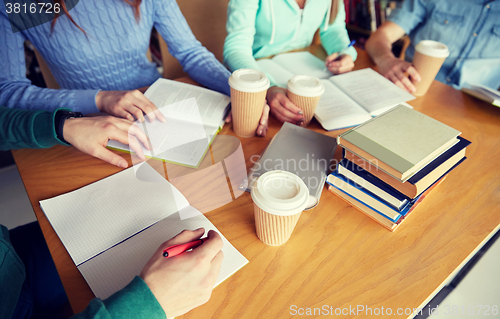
[225,111,232,123]
[325,53,339,64]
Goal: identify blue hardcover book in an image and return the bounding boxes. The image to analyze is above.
[407,136,471,184]
[326,171,417,223]
[338,159,409,209]
[342,136,470,198]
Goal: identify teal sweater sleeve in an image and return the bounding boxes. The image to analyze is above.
[0,225,26,319]
[0,106,68,150]
[71,276,166,319]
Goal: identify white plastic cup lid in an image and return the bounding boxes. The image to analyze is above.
[415,40,450,58]
[287,75,325,97]
[228,68,270,93]
[251,170,309,216]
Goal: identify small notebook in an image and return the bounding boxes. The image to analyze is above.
[241,122,337,209]
[40,163,248,299]
[107,79,231,168]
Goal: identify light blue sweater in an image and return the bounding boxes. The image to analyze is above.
[224,0,357,86]
[0,0,231,115]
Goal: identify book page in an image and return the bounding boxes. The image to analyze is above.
[77,212,248,300]
[271,51,332,80]
[315,80,372,130]
[329,68,415,115]
[146,78,231,128]
[40,163,190,266]
[256,59,295,88]
[107,98,216,167]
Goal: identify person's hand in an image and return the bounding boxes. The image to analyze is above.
[225,103,270,137]
[377,56,421,93]
[140,228,224,318]
[325,53,355,74]
[63,116,150,168]
[95,90,166,123]
[266,86,305,125]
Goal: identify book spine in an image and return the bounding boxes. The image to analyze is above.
[368,0,377,31]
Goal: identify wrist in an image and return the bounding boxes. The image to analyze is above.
[95,91,104,112]
[55,110,83,144]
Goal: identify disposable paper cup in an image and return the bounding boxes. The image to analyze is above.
[287,75,325,126]
[251,170,309,246]
[229,69,270,138]
[413,40,450,96]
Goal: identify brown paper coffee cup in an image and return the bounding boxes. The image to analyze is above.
[229,69,270,138]
[412,40,450,96]
[287,91,322,126]
[286,75,325,127]
[250,170,309,246]
[230,87,267,138]
[254,204,302,246]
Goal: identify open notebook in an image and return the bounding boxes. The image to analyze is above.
[108,79,231,168]
[39,163,248,299]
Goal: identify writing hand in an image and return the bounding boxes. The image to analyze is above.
[96,90,166,123]
[63,115,149,168]
[140,228,224,318]
[325,53,355,74]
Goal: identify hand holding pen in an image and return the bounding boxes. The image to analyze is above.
[325,40,356,75]
[140,229,224,318]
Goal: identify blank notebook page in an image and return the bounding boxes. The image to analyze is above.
[77,212,249,299]
[40,163,190,266]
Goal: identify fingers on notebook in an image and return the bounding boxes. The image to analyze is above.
[93,146,129,168]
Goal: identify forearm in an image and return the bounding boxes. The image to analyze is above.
[154,0,230,95]
[0,83,100,114]
[0,106,67,150]
[0,12,99,114]
[366,22,405,65]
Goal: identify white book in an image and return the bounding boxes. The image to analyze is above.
[107,79,231,168]
[256,54,415,131]
[462,83,500,107]
[39,162,248,299]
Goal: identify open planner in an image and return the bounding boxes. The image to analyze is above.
[39,162,248,299]
[107,79,231,168]
[256,52,415,131]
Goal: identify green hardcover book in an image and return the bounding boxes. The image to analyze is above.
[337,105,460,182]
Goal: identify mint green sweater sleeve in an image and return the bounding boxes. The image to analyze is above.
[224,0,357,87]
[223,0,266,82]
[71,276,166,319]
[0,106,68,150]
[319,0,358,60]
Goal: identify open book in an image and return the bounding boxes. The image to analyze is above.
[315,68,415,130]
[462,83,500,107]
[39,162,248,299]
[256,51,332,87]
[257,52,416,131]
[108,79,231,168]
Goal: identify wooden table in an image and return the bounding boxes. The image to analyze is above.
[13,48,500,318]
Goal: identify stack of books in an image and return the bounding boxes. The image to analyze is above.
[327,105,471,231]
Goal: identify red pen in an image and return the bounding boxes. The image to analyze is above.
[162,237,208,258]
